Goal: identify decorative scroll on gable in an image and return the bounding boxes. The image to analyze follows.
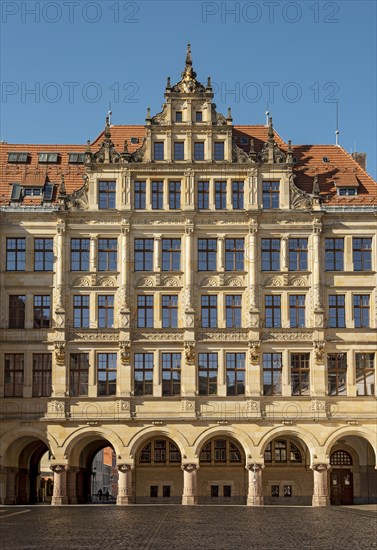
[290,174,313,209]
[86,116,123,165]
[130,138,147,162]
[258,117,286,164]
[232,140,255,164]
[64,175,89,211]
[151,104,169,125]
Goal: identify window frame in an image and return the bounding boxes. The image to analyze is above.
[6,238,26,271]
[198,238,217,271]
[162,353,181,396]
[4,354,24,397]
[355,353,375,396]
[325,238,344,271]
[69,353,89,397]
[97,295,114,329]
[33,295,51,329]
[134,353,153,396]
[32,353,52,397]
[73,294,90,328]
[214,181,227,209]
[201,295,218,328]
[153,141,164,161]
[289,295,306,328]
[289,238,308,271]
[198,353,218,396]
[232,181,244,210]
[328,294,346,328]
[8,295,26,329]
[353,295,370,328]
[265,295,281,328]
[98,180,116,209]
[70,238,90,271]
[261,238,281,271]
[134,181,146,209]
[225,238,244,271]
[197,181,209,209]
[214,141,225,161]
[291,353,310,396]
[263,353,282,396]
[97,352,117,397]
[162,295,178,328]
[137,295,154,328]
[134,239,154,271]
[226,353,245,396]
[98,238,117,271]
[225,295,242,328]
[262,181,280,209]
[194,141,205,161]
[34,238,54,272]
[162,238,181,271]
[353,238,372,271]
[151,181,164,209]
[169,181,181,209]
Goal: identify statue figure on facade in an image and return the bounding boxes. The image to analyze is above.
[185,343,195,364]
[249,342,260,365]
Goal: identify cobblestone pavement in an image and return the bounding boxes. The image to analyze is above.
[0,506,376,550]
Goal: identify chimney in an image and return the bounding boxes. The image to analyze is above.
[351,152,367,171]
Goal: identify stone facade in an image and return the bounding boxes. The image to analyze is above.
[0,46,376,507]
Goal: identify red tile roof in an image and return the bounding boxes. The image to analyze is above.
[1,125,376,206]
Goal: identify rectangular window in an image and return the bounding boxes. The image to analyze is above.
[232,181,244,209]
[154,142,164,160]
[262,238,280,271]
[198,239,217,271]
[201,295,218,328]
[6,238,26,271]
[162,239,181,271]
[38,153,58,163]
[34,238,54,271]
[137,295,154,328]
[134,353,153,396]
[32,354,52,397]
[354,295,370,328]
[289,295,306,328]
[68,153,85,164]
[163,486,171,498]
[328,353,347,396]
[174,142,184,160]
[169,182,181,209]
[291,353,310,395]
[98,239,117,271]
[265,295,281,328]
[9,295,25,329]
[211,486,219,498]
[175,111,183,122]
[195,111,203,122]
[198,353,218,395]
[162,295,178,328]
[134,239,154,271]
[263,353,282,395]
[325,238,344,271]
[71,238,90,271]
[225,239,244,271]
[353,238,372,271]
[33,295,50,328]
[98,181,116,209]
[151,181,163,209]
[194,142,205,161]
[4,354,24,397]
[262,181,280,208]
[215,181,227,209]
[73,295,90,328]
[70,353,89,397]
[8,152,29,163]
[198,181,209,209]
[226,295,242,328]
[329,295,345,328]
[162,353,181,396]
[226,353,245,396]
[356,353,375,396]
[134,182,146,209]
[97,353,117,396]
[214,142,224,161]
[150,486,158,498]
[289,238,308,271]
[98,295,114,328]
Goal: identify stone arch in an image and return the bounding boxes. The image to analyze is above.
[257,426,319,463]
[128,427,189,461]
[323,427,377,465]
[0,427,58,467]
[192,426,253,460]
[62,427,125,467]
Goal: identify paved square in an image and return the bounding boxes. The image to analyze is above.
[0,506,376,550]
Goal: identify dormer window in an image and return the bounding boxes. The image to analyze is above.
[24,188,42,196]
[338,188,357,196]
[195,111,203,122]
[175,111,183,122]
[8,152,29,163]
[154,142,164,161]
[130,137,139,144]
[240,138,248,146]
[322,156,330,163]
[69,153,85,164]
[38,152,59,163]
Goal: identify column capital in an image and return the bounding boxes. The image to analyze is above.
[117,463,134,472]
[245,463,265,472]
[310,463,331,472]
[181,463,199,472]
[50,464,68,473]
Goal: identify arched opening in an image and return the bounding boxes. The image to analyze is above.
[329,436,377,505]
[262,436,312,506]
[135,437,182,503]
[198,437,246,504]
[73,437,118,504]
[3,436,50,505]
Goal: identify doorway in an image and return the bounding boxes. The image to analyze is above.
[330,470,353,505]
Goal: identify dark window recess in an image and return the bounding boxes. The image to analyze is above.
[163,486,171,498]
[43,183,54,201]
[68,153,85,164]
[130,137,139,144]
[211,486,219,498]
[38,153,59,163]
[150,486,158,498]
[10,184,22,201]
[8,152,29,163]
[239,137,248,145]
[322,157,330,163]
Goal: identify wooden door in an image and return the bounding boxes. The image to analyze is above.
[330,469,353,505]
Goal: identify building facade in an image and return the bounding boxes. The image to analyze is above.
[0,46,376,506]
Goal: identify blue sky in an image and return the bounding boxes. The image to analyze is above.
[1,0,376,178]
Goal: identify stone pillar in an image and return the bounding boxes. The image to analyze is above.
[117,464,134,505]
[89,235,97,272]
[67,467,78,504]
[51,465,68,505]
[248,223,259,328]
[181,463,199,505]
[311,463,331,507]
[218,236,225,271]
[281,236,288,272]
[5,468,16,505]
[55,220,65,311]
[246,463,264,506]
[154,235,161,272]
[312,220,324,327]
